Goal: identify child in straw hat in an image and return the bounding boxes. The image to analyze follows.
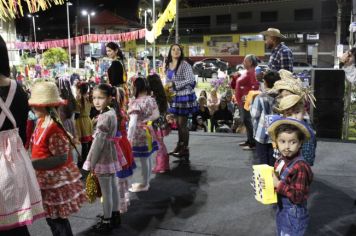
[263,116,313,236]
[274,94,317,166]
[29,81,86,236]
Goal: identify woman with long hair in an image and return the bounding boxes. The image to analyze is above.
[106,42,127,87]
[165,44,198,161]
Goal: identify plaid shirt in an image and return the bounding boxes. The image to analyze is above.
[250,92,275,144]
[268,43,294,72]
[275,155,313,204]
[172,60,196,96]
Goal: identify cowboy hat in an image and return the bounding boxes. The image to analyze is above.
[260,28,286,38]
[29,81,65,107]
[267,115,311,141]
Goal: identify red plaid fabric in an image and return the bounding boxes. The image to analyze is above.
[275,156,313,204]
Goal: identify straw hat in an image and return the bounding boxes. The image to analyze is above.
[260,28,286,38]
[268,69,304,96]
[29,81,65,107]
[274,94,303,113]
[267,115,311,141]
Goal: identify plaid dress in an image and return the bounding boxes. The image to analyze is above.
[167,60,198,116]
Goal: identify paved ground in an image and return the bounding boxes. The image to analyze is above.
[28,132,356,236]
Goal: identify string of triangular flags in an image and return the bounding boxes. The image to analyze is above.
[0,0,65,20]
[146,0,176,44]
[9,29,146,50]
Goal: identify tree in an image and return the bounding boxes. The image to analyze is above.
[42,48,69,67]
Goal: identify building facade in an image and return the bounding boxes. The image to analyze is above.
[0,20,20,65]
[174,0,349,67]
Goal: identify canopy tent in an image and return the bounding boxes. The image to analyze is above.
[0,0,65,20]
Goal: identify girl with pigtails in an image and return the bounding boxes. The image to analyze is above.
[82,84,123,233]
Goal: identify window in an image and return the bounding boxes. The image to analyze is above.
[180,16,210,33]
[216,14,231,25]
[261,11,278,22]
[294,9,313,21]
[238,12,252,20]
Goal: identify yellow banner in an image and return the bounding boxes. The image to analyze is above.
[146,0,176,43]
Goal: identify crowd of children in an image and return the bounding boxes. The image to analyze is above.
[1,34,321,235]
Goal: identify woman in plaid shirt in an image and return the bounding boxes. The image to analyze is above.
[165,44,198,161]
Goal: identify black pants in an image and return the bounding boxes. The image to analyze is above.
[0,226,30,236]
[240,107,255,146]
[46,218,73,236]
[256,142,275,166]
[78,141,92,168]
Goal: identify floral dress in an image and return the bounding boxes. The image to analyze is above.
[31,119,86,218]
[128,96,159,158]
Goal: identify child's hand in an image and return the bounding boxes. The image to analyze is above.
[272,172,280,188]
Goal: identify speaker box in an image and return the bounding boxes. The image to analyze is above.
[311,69,345,139]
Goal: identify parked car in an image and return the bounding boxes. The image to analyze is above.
[193,58,229,78]
[293,62,314,73]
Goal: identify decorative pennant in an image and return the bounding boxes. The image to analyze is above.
[0,0,65,20]
[13,29,146,50]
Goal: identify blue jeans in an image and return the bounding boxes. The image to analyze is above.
[276,197,309,236]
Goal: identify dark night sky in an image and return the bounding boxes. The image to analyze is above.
[15,0,170,41]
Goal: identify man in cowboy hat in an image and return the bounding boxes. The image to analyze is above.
[260,28,294,72]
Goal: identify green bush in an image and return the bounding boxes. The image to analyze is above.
[42,48,68,68]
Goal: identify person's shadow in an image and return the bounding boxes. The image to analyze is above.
[306,178,356,236]
[79,162,207,236]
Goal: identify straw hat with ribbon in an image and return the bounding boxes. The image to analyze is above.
[267,115,311,141]
[260,28,286,38]
[269,69,316,108]
[29,81,65,107]
[274,94,303,113]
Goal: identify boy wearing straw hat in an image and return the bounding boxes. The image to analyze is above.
[263,116,313,236]
[260,28,294,72]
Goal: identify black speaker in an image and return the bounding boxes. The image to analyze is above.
[311,69,345,139]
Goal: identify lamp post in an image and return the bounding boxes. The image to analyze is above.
[82,10,95,60]
[144,8,152,54]
[67,2,73,68]
[152,0,160,72]
[27,14,38,53]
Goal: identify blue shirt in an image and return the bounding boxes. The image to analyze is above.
[268,43,294,72]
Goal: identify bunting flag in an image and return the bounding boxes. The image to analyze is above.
[0,0,65,21]
[146,0,176,43]
[11,29,146,50]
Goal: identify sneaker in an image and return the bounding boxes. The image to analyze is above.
[242,145,256,151]
[239,141,249,147]
[129,183,149,192]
